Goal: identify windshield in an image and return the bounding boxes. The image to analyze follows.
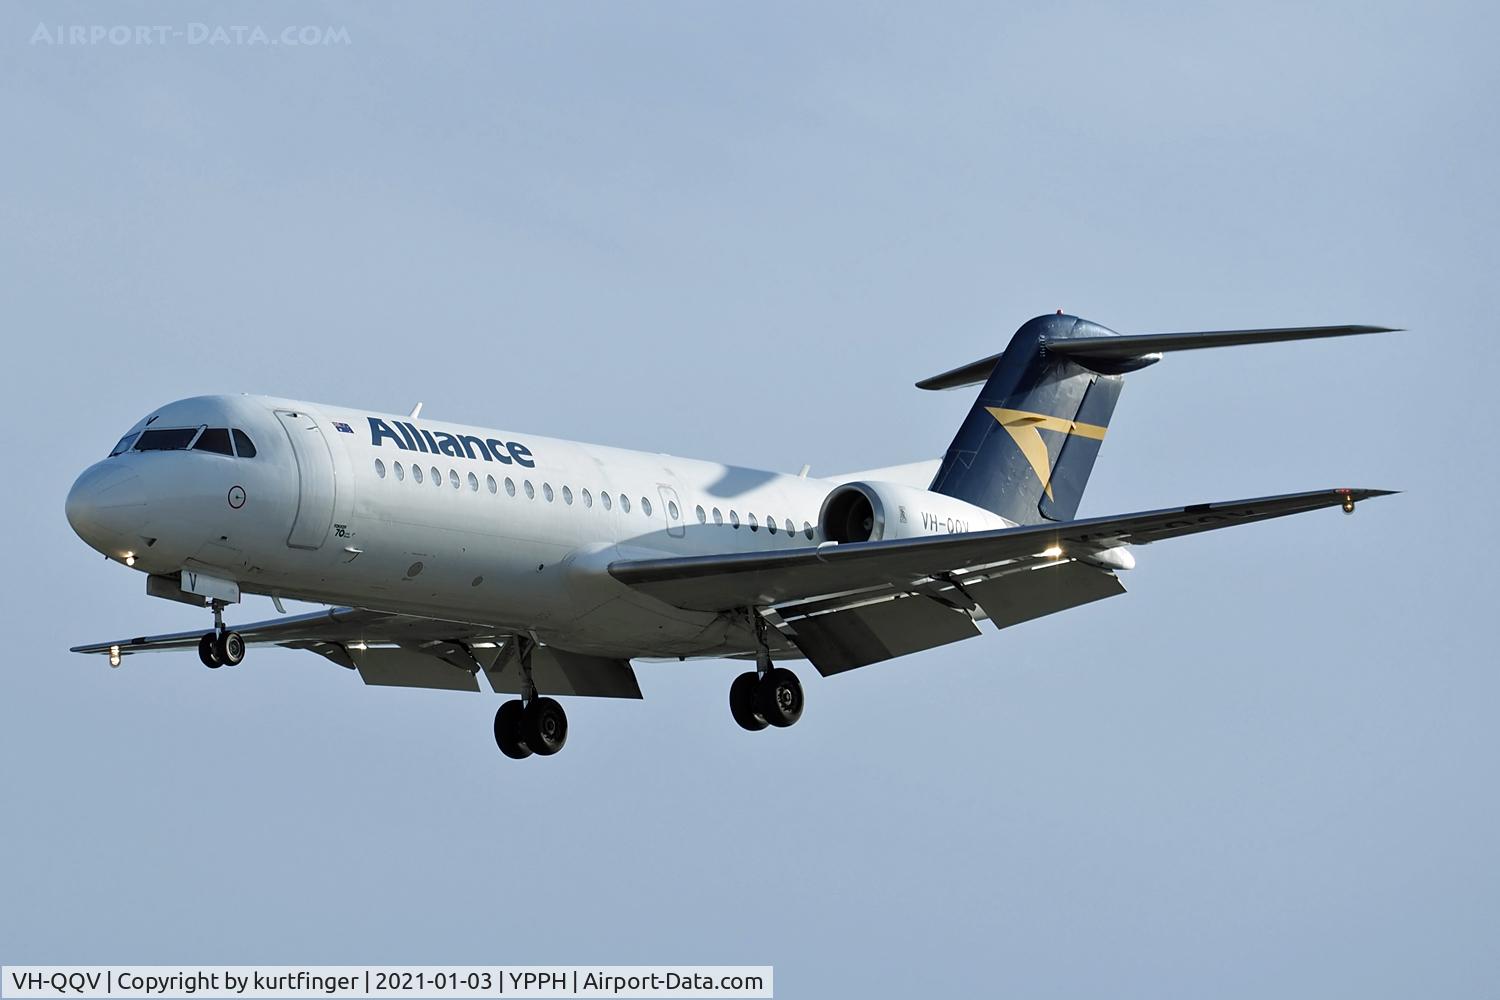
[193,428,234,455]
[134,428,200,452]
[108,432,140,457]
[110,424,257,457]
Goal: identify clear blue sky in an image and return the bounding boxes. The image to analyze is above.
[2,2,1496,997]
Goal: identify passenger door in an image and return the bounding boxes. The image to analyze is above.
[275,410,338,549]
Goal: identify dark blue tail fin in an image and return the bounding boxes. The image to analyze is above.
[927,314,1133,525]
[924,315,1398,525]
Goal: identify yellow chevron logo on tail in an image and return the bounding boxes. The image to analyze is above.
[984,407,1108,500]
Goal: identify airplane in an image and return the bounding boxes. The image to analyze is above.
[66,313,1397,758]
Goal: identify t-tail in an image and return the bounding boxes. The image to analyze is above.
[923,314,1398,525]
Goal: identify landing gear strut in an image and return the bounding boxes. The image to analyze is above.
[730,609,805,732]
[197,600,245,669]
[492,635,569,759]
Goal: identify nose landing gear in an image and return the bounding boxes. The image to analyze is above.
[196,600,245,669]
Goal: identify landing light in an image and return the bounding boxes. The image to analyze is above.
[108,645,121,668]
[123,553,135,567]
[1040,545,1063,559]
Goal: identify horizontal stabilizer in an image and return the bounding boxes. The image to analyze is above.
[917,324,1399,390]
[1048,324,1400,361]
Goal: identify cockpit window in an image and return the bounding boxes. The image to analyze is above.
[193,428,234,455]
[134,428,200,452]
[108,432,140,457]
[232,429,257,458]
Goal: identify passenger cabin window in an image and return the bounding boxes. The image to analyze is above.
[413,465,424,484]
[562,485,573,505]
[134,428,198,451]
[602,492,612,511]
[713,508,723,525]
[375,459,387,479]
[641,497,652,517]
[730,510,740,528]
[620,495,631,513]
[395,462,405,481]
[431,467,442,488]
[468,472,479,492]
[543,483,554,502]
[749,513,759,531]
[449,469,460,489]
[582,489,593,508]
[193,428,234,455]
[505,477,516,497]
[486,475,497,494]
[696,505,706,524]
[232,429,257,458]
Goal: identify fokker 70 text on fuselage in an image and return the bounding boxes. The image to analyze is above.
[66,314,1397,758]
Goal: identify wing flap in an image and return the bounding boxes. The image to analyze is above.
[351,647,484,692]
[785,595,982,676]
[482,645,642,699]
[967,559,1126,629]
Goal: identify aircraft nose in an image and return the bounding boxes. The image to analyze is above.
[66,463,147,554]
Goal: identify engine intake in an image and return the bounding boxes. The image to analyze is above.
[819,483,885,543]
[818,479,1010,544]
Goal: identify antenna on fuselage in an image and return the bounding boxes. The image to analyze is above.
[409,402,424,419]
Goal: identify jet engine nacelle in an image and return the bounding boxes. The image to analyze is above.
[818,480,1012,543]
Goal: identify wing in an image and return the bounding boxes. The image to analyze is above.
[71,607,641,699]
[609,488,1394,675]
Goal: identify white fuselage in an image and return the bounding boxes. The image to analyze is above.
[66,394,1009,659]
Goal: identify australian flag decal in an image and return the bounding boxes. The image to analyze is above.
[333,421,354,434]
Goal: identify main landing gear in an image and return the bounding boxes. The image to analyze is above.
[492,635,569,759]
[196,600,245,669]
[729,609,805,732]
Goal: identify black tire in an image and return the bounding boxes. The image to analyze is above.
[524,697,568,756]
[493,700,532,759]
[757,667,804,728]
[215,630,246,666]
[198,632,221,669]
[730,671,768,731]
